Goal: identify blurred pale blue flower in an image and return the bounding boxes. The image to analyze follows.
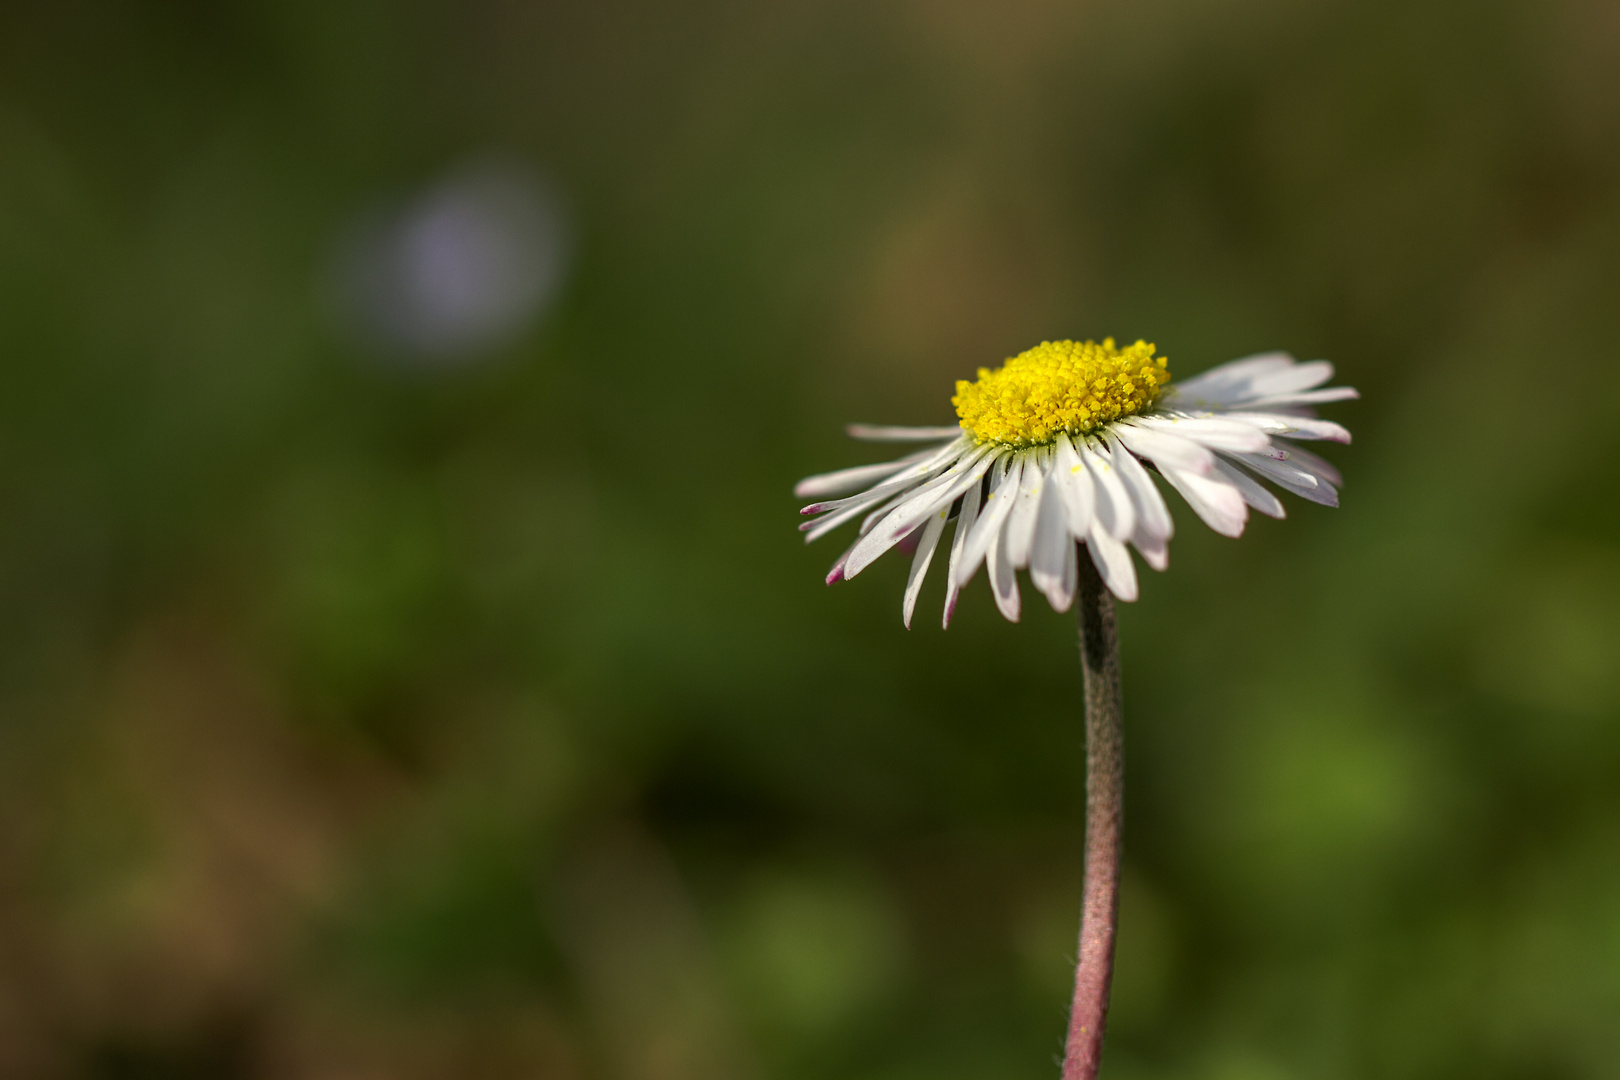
[330,157,571,367]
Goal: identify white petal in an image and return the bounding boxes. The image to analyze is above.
[839,445,999,578]
[1276,444,1343,487]
[802,485,913,544]
[824,536,860,584]
[1061,533,1079,603]
[1231,451,1340,507]
[799,437,969,515]
[942,478,982,629]
[1133,529,1169,571]
[846,424,966,442]
[793,447,936,499]
[1290,476,1340,508]
[1213,458,1285,519]
[1217,412,1352,443]
[1198,352,1296,382]
[1159,465,1249,537]
[1105,431,1173,542]
[987,525,1021,622]
[857,489,913,536]
[1086,524,1138,602]
[845,444,998,553]
[1165,356,1345,410]
[1112,421,1217,475]
[1244,386,1360,408]
[1081,439,1137,541]
[1195,351,1295,379]
[901,506,950,629]
[1004,448,1048,569]
[1051,433,1096,539]
[1133,414,1271,454]
[880,448,1000,532]
[956,454,1023,588]
[1244,359,1336,398]
[1167,352,1294,405]
[1030,471,1074,611]
[1229,450,1317,490]
[1247,442,1293,461]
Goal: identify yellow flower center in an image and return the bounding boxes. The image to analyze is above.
[952,338,1171,446]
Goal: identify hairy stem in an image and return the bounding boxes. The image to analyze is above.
[1062,551,1123,1080]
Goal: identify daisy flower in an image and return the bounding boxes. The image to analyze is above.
[795,339,1356,624]
[793,338,1355,1080]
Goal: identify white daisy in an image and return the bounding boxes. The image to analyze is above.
[795,339,1355,625]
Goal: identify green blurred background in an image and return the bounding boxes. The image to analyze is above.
[3,0,1620,1076]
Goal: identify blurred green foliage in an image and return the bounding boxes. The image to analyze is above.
[2,0,1620,1077]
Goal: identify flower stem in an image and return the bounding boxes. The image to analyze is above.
[1063,551,1123,1080]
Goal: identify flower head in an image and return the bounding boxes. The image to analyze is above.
[795,342,1356,625]
[953,338,1169,445]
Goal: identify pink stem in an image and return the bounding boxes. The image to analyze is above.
[1062,552,1123,1080]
